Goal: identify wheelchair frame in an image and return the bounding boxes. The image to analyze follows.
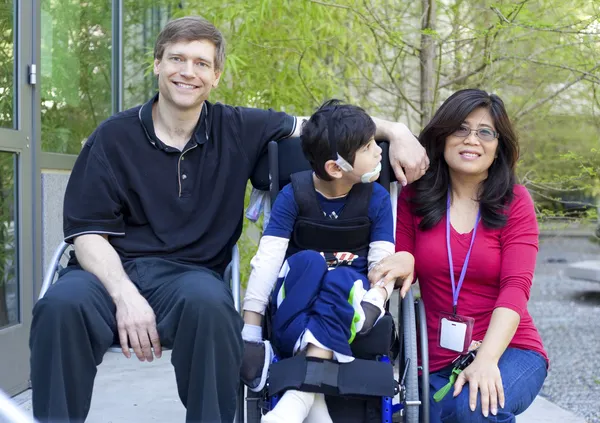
[37,138,430,423]
[242,139,430,423]
[38,242,247,423]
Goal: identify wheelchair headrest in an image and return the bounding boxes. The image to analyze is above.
[250,137,397,192]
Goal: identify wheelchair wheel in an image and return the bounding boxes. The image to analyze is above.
[400,289,420,423]
[246,388,263,423]
[416,298,430,423]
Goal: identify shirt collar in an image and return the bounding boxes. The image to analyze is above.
[139,93,210,150]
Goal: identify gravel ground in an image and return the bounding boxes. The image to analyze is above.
[530,235,600,423]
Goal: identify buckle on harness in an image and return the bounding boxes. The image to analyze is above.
[324,252,358,269]
[326,257,340,268]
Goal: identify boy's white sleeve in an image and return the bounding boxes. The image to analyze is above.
[243,235,290,315]
[368,240,395,272]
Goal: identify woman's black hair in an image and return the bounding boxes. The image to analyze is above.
[413,89,519,230]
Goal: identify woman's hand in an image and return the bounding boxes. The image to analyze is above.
[453,356,505,418]
[368,251,415,298]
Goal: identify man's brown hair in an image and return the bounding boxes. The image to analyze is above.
[154,16,226,72]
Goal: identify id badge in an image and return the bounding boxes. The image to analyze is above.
[438,312,475,353]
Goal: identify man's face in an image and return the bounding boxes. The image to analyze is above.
[153,40,222,111]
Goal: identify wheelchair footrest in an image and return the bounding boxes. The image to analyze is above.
[268,355,396,398]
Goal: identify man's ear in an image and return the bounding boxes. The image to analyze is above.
[153,59,161,76]
[212,70,222,88]
[324,160,344,180]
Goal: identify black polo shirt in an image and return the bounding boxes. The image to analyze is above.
[63,94,296,274]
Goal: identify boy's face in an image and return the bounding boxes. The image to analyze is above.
[153,39,222,112]
[346,137,382,183]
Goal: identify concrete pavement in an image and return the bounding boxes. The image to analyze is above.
[13,350,587,423]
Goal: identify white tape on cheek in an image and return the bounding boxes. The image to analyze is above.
[360,162,382,183]
[335,155,354,172]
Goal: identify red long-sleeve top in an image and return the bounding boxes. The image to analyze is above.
[396,184,548,372]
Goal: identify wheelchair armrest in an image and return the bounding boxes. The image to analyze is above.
[39,241,71,300]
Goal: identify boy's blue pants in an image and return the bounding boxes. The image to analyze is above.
[270,250,369,358]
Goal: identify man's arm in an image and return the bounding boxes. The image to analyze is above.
[292,116,429,186]
[74,234,161,362]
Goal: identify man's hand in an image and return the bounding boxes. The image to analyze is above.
[114,287,162,362]
[453,356,505,418]
[388,123,429,186]
[73,234,162,362]
[368,251,415,299]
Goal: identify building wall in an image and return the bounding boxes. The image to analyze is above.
[41,171,70,275]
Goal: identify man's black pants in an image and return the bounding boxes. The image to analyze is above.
[29,257,244,423]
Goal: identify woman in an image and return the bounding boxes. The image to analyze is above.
[371,89,548,422]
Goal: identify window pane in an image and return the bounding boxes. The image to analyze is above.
[0,1,14,129]
[0,153,18,329]
[123,1,177,109]
[41,0,112,154]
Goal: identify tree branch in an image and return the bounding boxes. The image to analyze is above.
[439,63,487,89]
[309,0,349,10]
[362,0,419,51]
[330,43,422,115]
[502,56,600,83]
[296,48,319,105]
[310,0,419,51]
[439,1,530,89]
[362,18,420,114]
[514,63,600,122]
[491,7,600,35]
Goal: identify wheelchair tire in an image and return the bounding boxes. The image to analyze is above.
[401,289,420,423]
[416,299,430,423]
[246,388,263,423]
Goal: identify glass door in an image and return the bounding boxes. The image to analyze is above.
[0,0,35,396]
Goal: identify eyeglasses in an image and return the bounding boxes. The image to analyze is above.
[452,125,498,142]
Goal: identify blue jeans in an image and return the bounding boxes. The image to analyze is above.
[429,348,547,423]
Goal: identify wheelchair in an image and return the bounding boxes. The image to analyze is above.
[244,137,430,423]
[37,138,429,423]
[37,242,247,422]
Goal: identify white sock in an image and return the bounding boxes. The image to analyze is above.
[242,323,263,342]
[261,390,315,423]
[362,286,387,311]
[304,393,333,423]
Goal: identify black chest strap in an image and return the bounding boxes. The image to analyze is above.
[286,171,372,258]
[290,170,372,219]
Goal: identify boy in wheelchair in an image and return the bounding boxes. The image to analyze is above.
[240,100,414,423]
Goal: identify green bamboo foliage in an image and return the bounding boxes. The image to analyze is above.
[0,0,14,129]
[33,0,599,283]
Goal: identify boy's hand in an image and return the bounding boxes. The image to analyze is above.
[368,252,415,298]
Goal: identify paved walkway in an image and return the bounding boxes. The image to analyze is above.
[13,227,598,422]
[13,350,586,423]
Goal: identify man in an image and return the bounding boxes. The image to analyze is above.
[29,16,428,423]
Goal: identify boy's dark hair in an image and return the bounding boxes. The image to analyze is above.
[300,99,376,181]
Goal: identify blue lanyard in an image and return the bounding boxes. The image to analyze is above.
[446,192,480,315]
